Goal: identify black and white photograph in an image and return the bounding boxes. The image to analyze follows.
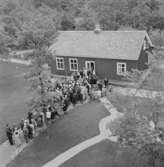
[0,0,164,167]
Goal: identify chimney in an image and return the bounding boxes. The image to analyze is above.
[94,23,101,34]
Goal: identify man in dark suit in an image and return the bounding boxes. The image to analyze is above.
[6,124,14,145]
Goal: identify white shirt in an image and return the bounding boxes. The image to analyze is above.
[46,111,51,119]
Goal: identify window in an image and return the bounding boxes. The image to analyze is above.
[56,57,64,70]
[69,58,78,71]
[117,62,127,75]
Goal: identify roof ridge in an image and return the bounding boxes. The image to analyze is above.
[58,30,147,33]
[50,30,151,61]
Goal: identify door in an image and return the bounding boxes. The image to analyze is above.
[85,61,95,72]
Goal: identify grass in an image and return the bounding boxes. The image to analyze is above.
[0,61,31,144]
[8,101,109,167]
[108,93,164,119]
[61,140,148,167]
[5,84,153,167]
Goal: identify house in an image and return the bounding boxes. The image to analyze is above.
[49,29,153,80]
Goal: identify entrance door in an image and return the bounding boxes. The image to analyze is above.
[85,61,95,72]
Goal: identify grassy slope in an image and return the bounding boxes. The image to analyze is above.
[8,101,109,167]
[61,140,148,167]
[108,92,164,123]
[108,94,157,118]
[0,62,31,143]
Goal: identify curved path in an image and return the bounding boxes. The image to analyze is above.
[42,97,123,167]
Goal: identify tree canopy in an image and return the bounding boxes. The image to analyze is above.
[0,0,163,52]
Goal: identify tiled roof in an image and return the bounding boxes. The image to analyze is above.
[50,31,152,60]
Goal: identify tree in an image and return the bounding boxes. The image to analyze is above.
[0,1,58,50]
[153,18,164,34]
[0,25,14,57]
[60,13,75,30]
[110,49,164,167]
[15,5,58,49]
[112,112,164,167]
[75,17,95,30]
[26,48,54,126]
[87,0,161,30]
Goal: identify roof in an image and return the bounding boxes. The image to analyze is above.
[50,31,153,60]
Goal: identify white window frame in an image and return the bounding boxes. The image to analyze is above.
[56,57,64,70]
[117,62,127,76]
[69,58,78,71]
[85,61,96,72]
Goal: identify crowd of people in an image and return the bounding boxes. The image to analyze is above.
[5,111,44,147]
[5,68,111,146]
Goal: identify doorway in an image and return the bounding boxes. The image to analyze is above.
[85,61,95,72]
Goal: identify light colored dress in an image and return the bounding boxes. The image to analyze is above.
[30,124,35,136]
[81,86,88,100]
[13,130,21,147]
[19,129,25,144]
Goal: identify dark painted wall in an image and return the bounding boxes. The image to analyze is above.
[50,56,139,80]
[137,46,149,71]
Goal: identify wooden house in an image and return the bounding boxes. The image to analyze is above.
[49,29,153,80]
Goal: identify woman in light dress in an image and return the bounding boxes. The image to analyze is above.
[13,128,22,147]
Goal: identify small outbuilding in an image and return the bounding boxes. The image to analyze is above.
[49,29,153,80]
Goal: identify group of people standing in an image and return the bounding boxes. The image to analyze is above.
[6,68,111,147]
[5,111,44,147]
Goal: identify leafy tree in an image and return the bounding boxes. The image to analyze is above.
[0,25,14,56]
[111,49,164,167]
[0,1,58,49]
[16,6,58,49]
[112,112,164,167]
[87,0,161,30]
[75,17,95,30]
[26,48,55,125]
[60,13,75,30]
[153,18,164,34]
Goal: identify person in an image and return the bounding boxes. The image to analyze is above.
[5,124,14,145]
[19,128,24,144]
[27,123,33,139]
[97,81,103,91]
[152,111,159,127]
[92,70,96,75]
[40,111,45,126]
[87,70,91,78]
[37,116,42,127]
[24,119,29,129]
[51,108,56,119]
[63,95,69,112]
[109,85,113,93]
[31,118,37,130]
[46,109,51,124]
[13,128,21,147]
[29,123,35,137]
[104,78,109,88]
[79,70,84,78]
[27,111,33,124]
[81,86,88,101]
[23,125,29,143]
[83,68,88,78]
[20,119,24,130]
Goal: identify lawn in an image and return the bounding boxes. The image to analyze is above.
[8,101,109,167]
[108,93,164,119]
[0,61,31,144]
[61,140,148,167]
